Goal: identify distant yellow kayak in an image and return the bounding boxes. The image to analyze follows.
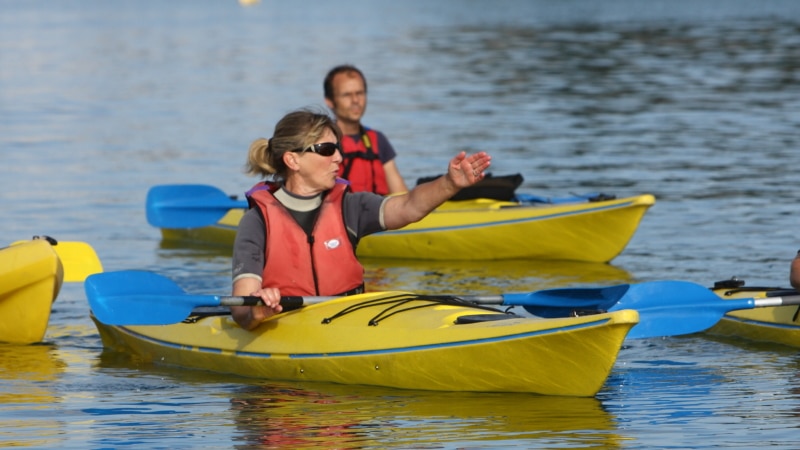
[708,278,800,348]
[357,194,655,261]
[152,184,654,262]
[92,290,639,396]
[0,240,63,344]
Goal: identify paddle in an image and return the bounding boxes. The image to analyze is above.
[146,184,247,229]
[53,241,104,282]
[507,281,800,339]
[85,270,800,338]
[85,270,337,325]
[12,237,103,282]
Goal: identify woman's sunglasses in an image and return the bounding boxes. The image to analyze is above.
[291,142,340,157]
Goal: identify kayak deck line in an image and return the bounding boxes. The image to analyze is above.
[114,314,615,359]
[315,293,505,325]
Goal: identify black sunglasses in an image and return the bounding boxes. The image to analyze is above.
[291,142,340,157]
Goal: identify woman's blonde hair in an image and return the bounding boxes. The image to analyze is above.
[245,108,342,179]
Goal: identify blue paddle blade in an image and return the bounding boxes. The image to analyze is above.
[509,281,758,339]
[146,184,247,229]
[606,281,754,339]
[506,284,631,318]
[86,270,185,297]
[85,270,222,325]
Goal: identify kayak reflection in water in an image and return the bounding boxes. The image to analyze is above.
[791,250,800,291]
[231,108,491,330]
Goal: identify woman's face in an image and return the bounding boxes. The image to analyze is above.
[286,127,342,196]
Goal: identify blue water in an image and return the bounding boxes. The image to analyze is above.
[2,0,800,448]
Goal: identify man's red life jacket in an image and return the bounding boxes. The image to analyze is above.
[338,127,389,195]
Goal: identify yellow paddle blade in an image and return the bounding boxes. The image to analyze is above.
[11,239,104,282]
[52,241,104,282]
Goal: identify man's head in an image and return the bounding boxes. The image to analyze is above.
[324,65,367,100]
[324,65,368,128]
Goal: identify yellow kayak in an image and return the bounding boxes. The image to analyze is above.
[0,237,103,344]
[92,290,639,396]
[357,194,654,261]
[707,278,800,347]
[0,240,63,344]
[155,187,654,262]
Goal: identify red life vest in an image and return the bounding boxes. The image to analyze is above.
[246,181,365,296]
[338,127,390,195]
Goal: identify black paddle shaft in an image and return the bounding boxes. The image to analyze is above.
[220,295,338,312]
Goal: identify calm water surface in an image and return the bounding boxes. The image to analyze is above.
[2,0,800,448]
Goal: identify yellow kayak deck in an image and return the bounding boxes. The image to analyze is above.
[162,194,655,262]
[93,291,639,396]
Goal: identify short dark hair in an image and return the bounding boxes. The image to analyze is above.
[323,65,367,100]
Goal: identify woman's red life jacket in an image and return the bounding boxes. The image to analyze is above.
[338,128,390,195]
[246,181,364,296]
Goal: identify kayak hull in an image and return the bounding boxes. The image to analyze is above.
[358,194,654,261]
[161,194,655,262]
[708,283,800,348]
[92,292,638,396]
[0,240,63,344]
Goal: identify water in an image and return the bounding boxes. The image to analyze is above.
[2,0,800,448]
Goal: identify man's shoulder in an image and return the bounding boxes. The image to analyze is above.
[362,126,393,146]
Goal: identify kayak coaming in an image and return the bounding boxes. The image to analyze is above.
[707,285,800,347]
[0,240,64,344]
[92,292,639,396]
[161,194,655,262]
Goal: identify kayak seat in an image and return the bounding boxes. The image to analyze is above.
[712,277,795,297]
[417,173,523,201]
[184,306,230,323]
[455,313,523,325]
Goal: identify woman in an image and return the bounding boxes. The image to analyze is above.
[231,108,491,330]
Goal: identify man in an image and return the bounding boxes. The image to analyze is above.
[791,250,800,291]
[323,65,409,195]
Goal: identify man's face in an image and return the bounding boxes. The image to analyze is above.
[326,72,367,125]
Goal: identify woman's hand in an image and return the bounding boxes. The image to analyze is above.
[446,151,492,188]
[382,151,492,230]
[231,278,284,330]
[247,287,283,324]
